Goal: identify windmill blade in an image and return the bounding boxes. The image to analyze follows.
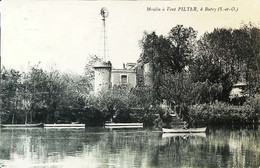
[100,7,109,18]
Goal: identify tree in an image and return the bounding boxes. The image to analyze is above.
[59,73,92,123]
[84,55,102,81]
[189,30,235,102]
[1,68,24,123]
[191,25,260,101]
[167,25,197,72]
[139,25,197,101]
[232,24,260,94]
[140,25,197,74]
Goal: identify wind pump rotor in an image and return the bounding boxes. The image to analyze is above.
[100,7,109,19]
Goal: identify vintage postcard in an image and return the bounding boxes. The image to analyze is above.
[0,0,259,167]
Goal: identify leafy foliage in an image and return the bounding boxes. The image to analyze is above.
[140,25,197,100]
[0,67,158,125]
[191,26,260,101]
[189,98,259,126]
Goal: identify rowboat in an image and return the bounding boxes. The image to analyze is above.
[1,123,43,128]
[162,127,207,133]
[162,132,206,138]
[44,123,85,128]
[105,123,143,129]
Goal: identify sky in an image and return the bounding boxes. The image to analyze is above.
[1,0,260,74]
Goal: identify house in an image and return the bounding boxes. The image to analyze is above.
[93,60,152,94]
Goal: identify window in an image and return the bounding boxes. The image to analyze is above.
[121,75,127,84]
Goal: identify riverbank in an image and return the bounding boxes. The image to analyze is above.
[1,100,259,128]
[155,97,260,128]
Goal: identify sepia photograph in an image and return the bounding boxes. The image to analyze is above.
[0,0,260,167]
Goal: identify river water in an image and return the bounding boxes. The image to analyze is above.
[0,126,259,168]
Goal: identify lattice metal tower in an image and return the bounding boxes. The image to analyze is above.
[93,7,112,94]
[100,7,109,62]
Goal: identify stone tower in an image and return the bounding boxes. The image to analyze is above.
[93,61,112,94]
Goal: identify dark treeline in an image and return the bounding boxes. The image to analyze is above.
[1,65,91,124]
[1,23,260,126]
[140,24,260,126]
[0,63,158,125]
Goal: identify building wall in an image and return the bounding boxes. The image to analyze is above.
[111,69,136,88]
[136,63,144,86]
[143,63,153,87]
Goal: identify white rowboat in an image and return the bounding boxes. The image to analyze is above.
[162,133,206,138]
[105,123,143,129]
[2,123,43,127]
[162,127,207,133]
[44,124,85,128]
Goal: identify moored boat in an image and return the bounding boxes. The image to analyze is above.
[2,123,43,128]
[162,127,207,133]
[44,123,85,128]
[105,123,143,129]
[162,132,206,138]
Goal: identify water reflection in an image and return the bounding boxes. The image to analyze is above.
[0,127,259,168]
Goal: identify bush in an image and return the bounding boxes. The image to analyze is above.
[77,87,159,126]
[188,98,259,126]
